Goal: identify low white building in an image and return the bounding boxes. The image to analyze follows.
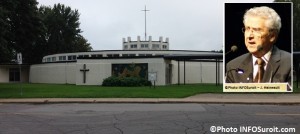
[30,55,222,85]
[1,36,223,85]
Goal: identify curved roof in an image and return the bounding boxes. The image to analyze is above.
[42,50,222,63]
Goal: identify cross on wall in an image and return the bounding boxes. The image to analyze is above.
[80,64,89,83]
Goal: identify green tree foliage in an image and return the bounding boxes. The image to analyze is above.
[274,0,300,51]
[39,4,92,55]
[0,0,43,63]
[0,1,13,63]
[74,35,93,52]
[0,1,92,64]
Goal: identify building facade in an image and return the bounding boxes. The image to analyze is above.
[1,36,223,85]
[30,55,222,85]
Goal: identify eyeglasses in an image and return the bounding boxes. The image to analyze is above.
[242,27,263,35]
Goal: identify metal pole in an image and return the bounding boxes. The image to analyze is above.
[200,62,202,83]
[144,6,147,40]
[19,64,22,96]
[184,60,186,85]
[215,59,217,86]
[142,6,150,41]
[217,59,219,86]
[178,60,180,85]
[297,66,298,88]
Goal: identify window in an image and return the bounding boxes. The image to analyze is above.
[51,57,56,62]
[141,44,148,48]
[124,45,128,49]
[163,45,167,49]
[122,54,129,57]
[59,56,66,61]
[68,55,77,60]
[152,44,160,49]
[107,54,120,57]
[131,44,137,48]
[129,54,136,57]
[46,58,51,62]
[78,55,89,58]
[9,68,20,82]
[138,54,146,56]
[91,54,103,58]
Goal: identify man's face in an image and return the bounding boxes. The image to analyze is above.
[244,16,276,57]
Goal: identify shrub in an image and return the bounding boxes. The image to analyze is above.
[102,76,152,87]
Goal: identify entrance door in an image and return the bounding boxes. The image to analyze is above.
[9,68,20,82]
[165,64,172,84]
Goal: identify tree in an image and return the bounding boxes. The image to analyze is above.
[16,0,44,63]
[0,1,92,64]
[274,0,300,51]
[0,0,43,63]
[74,35,93,52]
[38,4,92,56]
[0,1,14,63]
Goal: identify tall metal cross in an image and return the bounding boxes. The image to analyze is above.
[80,64,89,83]
[141,5,150,41]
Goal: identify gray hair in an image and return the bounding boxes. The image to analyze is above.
[243,6,281,33]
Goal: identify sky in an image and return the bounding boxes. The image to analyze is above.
[37,0,273,51]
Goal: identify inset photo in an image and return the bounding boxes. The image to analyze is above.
[223,3,293,92]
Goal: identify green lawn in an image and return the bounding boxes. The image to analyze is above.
[0,83,298,98]
[0,83,223,98]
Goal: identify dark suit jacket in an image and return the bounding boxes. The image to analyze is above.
[226,46,291,84]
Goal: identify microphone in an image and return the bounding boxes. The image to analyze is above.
[256,45,273,82]
[225,45,238,55]
[257,45,263,51]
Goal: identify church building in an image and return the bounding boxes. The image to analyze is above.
[1,36,223,85]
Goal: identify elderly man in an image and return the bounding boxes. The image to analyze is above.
[226,6,291,84]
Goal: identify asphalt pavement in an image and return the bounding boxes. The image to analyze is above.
[2,103,299,134]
